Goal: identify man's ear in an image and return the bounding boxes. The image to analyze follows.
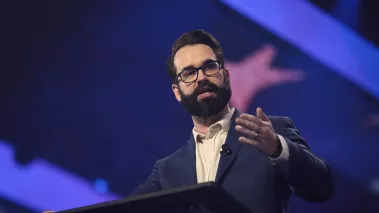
[224,68,230,77]
[172,83,182,102]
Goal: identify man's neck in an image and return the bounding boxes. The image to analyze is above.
[192,105,231,135]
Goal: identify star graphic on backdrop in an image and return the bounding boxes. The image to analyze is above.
[225,44,305,112]
[364,114,379,128]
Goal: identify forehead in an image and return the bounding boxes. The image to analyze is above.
[173,44,217,73]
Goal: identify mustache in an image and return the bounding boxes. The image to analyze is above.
[193,81,220,96]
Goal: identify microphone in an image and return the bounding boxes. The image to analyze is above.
[220,144,232,156]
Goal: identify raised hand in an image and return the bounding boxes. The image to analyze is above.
[226,44,305,111]
[235,107,280,157]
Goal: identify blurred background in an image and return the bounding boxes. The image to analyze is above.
[1,0,379,212]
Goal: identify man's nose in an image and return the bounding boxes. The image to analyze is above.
[197,69,209,82]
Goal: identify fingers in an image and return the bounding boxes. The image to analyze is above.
[238,114,264,126]
[235,125,259,139]
[236,113,272,135]
[238,136,260,147]
[43,211,55,213]
[256,107,269,122]
[236,116,261,131]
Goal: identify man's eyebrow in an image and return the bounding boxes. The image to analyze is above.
[181,59,215,71]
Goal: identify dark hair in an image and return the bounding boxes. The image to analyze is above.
[166,30,225,83]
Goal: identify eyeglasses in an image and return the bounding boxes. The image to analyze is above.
[176,60,223,83]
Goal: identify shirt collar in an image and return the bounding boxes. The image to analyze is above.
[192,107,235,143]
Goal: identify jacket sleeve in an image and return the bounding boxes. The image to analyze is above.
[129,161,162,197]
[277,117,335,202]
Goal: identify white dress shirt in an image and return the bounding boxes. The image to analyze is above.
[192,107,289,183]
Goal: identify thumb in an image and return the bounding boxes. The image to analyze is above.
[256,107,269,122]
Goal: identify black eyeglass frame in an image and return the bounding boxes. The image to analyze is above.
[175,60,224,84]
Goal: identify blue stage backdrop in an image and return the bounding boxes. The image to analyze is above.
[1,0,379,212]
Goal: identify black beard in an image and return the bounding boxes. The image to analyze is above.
[178,77,232,117]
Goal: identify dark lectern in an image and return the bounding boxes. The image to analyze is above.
[57,182,252,213]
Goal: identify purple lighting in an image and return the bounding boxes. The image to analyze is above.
[94,179,108,194]
[0,141,120,212]
[221,0,379,99]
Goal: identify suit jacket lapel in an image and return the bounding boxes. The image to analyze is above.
[168,109,243,186]
[215,109,243,182]
[171,135,197,186]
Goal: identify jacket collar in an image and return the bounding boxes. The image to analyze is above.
[174,109,243,185]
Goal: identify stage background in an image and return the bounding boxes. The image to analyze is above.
[1,0,379,212]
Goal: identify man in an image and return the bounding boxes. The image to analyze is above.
[129,30,335,213]
[43,30,335,213]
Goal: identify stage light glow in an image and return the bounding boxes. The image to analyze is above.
[94,179,108,193]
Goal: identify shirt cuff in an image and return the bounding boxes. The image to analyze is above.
[269,134,289,164]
